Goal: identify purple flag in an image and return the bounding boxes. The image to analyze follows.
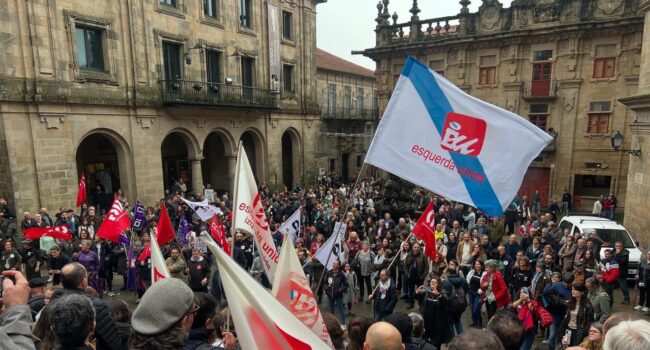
[119,232,130,246]
[132,200,148,232]
[177,214,191,247]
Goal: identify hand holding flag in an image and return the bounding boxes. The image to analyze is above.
[24,224,73,241]
[210,214,231,255]
[412,202,437,262]
[75,173,87,208]
[96,198,132,243]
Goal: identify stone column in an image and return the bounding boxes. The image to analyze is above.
[191,158,203,196]
[227,156,237,193]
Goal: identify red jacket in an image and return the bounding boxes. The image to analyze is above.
[599,258,620,284]
[481,271,512,308]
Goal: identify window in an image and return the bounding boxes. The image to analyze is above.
[429,59,445,76]
[75,26,105,71]
[204,0,217,18]
[282,11,293,40]
[328,84,337,115]
[593,44,616,78]
[587,101,612,133]
[529,104,549,131]
[162,42,181,81]
[282,64,294,93]
[241,56,254,87]
[159,0,176,7]
[479,55,496,85]
[356,155,363,168]
[240,0,251,28]
[534,50,553,61]
[206,50,221,84]
[343,86,351,116]
[356,88,364,114]
[574,174,611,197]
[329,158,336,173]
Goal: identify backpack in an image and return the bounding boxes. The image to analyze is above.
[449,283,468,313]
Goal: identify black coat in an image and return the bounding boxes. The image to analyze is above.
[416,290,452,347]
[557,300,594,347]
[372,280,398,319]
[325,270,348,299]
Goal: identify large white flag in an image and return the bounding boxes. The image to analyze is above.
[275,208,301,241]
[312,228,343,271]
[181,197,222,222]
[272,235,333,347]
[151,231,170,283]
[203,234,330,350]
[233,144,279,282]
[365,57,552,217]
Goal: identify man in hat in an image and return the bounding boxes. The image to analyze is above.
[130,277,196,349]
[27,277,48,320]
[20,239,44,281]
[572,260,586,286]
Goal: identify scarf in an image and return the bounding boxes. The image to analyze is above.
[378,278,391,293]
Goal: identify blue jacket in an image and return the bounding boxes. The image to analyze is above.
[505,242,523,260]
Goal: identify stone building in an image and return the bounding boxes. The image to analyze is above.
[315,49,378,182]
[620,0,650,246]
[356,0,643,211]
[0,0,326,214]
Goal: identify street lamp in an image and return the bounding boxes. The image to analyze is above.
[610,130,641,157]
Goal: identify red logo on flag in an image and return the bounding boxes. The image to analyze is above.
[440,112,487,156]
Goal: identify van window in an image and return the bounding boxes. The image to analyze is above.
[582,229,634,248]
[559,220,573,234]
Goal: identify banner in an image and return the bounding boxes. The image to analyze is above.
[210,214,231,255]
[312,230,342,271]
[275,208,301,242]
[181,197,222,222]
[156,201,175,246]
[24,224,72,241]
[96,198,132,243]
[177,215,191,248]
[204,234,330,350]
[272,236,333,347]
[412,202,437,261]
[365,57,552,216]
[233,144,279,282]
[132,200,148,232]
[151,232,171,283]
[76,173,86,208]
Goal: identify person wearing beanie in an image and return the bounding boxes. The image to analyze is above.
[556,283,594,347]
[130,277,196,350]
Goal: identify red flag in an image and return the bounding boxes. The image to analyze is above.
[412,202,437,261]
[156,201,175,246]
[138,242,151,262]
[75,174,87,207]
[24,224,73,241]
[210,214,231,255]
[96,198,132,243]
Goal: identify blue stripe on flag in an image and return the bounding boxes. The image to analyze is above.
[402,57,504,217]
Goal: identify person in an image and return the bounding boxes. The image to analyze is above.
[320,313,345,350]
[445,260,469,335]
[567,322,603,350]
[447,328,505,350]
[105,298,132,350]
[50,262,121,350]
[384,313,418,349]
[602,319,650,350]
[0,270,35,350]
[130,276,197,350]
[562,190,572,215]
[512,287,538,350]
[27,277,48,321]
[598,249,619,306]
[369,269,398,321]
[165,247,186,280]
[612,241,630,304]
[407,312,436,350]
[466,260,485,327]
[185,293,222,350]
[486,309,524,350]
[585,277,611,324]
[404,243,429,309]
[47,245,71,285]
[363,321,404,350]
[74,239,103,298]
[325,260,348,324]
[416,275,452,348]
[543,272,572,346]
[481,260,511,320]
[457,232,477,275]
[343,262,359,315]
[49,294,96,350]
[186,249,210,293]
[20,239,44,281]
[509,256,533,302]
[345,316,372,350]
[557,284,594,347]
[559,239,577,274]
[1,240,22,272]
[635,250,650,312]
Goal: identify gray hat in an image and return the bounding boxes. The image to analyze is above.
[131,278,194,335]
[485,259,498,268]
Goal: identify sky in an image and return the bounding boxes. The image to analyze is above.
[317,0,513,70]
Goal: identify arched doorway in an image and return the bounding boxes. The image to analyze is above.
[161,132,191,194]
[240,130,264,182]
[203,131,232,193]
[76,132,130,214]
[281,129,300,189]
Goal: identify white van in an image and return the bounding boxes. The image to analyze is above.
[558,215,643,280]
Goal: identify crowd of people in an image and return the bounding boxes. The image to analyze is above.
[0,173,648,350]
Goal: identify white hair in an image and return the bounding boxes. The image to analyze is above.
[604,320,650,350]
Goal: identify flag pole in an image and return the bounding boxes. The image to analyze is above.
[368,232,416,298]
[314,162,368,297]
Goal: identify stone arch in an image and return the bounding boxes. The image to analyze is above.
[239,128,266,182]
[161,128,202,195]
[281,127,302,189]
[203,128,237,193]
[162,127,202,160]
[75,128,135,210]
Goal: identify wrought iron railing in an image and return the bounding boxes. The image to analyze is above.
[321,107,379,121]
[161,80,278,109]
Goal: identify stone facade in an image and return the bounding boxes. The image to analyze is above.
[620,0,650,246]
[0,0,325,214]
[315,49,378,182]
[357,0,643,211]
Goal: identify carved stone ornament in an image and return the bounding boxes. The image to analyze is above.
[597,0,624,15]
[479,0,502,30]
[39,115,65,129]
[534,2,561,23]
[136,117,154,128]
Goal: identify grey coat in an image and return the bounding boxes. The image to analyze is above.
[0,305,36,350]
[589,287,611,324]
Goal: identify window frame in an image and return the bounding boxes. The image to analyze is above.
[240,0,252,29]
[75,25,106,72]
[162,41,183,82]
[159,0,177,7]
[327,84,337,116]
[205,49,222,84]
[586,101,612,134]
[282,63,295,94]
[282,10,293,41]
[203,0,218,19]
[478,55,497,86]
[66,12,116,83]
[593,57,616,79]
[240,56,255,87]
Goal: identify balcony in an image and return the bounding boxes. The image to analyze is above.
[523,80,558,100]
[321,107,379,121]
[161,80,278,109]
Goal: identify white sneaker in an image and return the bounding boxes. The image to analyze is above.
[634,305,643,311]
[642,307,649,312]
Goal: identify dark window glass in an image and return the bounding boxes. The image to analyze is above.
[283,64,294,93]
[241,57,254,87]
[162,42,181,81]
[530,104,548,114]
[206,50,221,83]
[328,84,336,115]
[75,26,105,71]
[159,0,176,7]
[282,11,292,40]
[534,50,553,61]
[343,86,351,116]
[240,0,251,28]
[204,0,217,18]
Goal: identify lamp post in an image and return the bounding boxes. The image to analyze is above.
[610,130,641,156]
